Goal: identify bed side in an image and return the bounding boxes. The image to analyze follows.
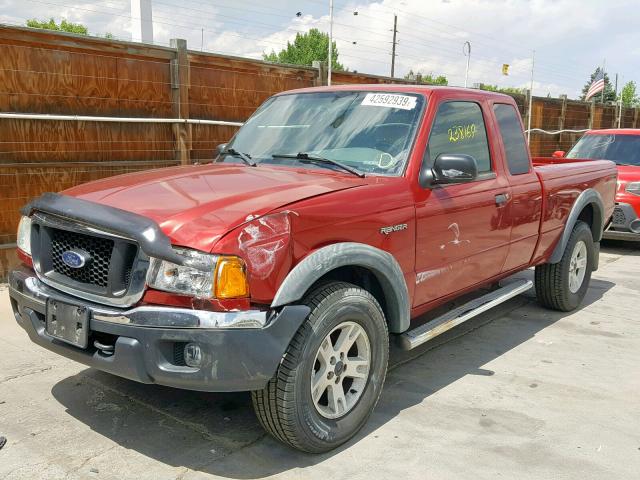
[531,159,617,265]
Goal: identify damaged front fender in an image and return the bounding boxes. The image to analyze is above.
[214,211,296,303]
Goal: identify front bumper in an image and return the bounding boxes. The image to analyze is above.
[8,267,310,392]
[604,203,640,241]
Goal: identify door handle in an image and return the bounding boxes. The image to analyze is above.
[495,193,509,205]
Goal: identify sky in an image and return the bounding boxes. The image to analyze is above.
[1,0,639,99]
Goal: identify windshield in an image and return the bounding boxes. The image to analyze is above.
[222,91,425,176]
[566,134,640,166]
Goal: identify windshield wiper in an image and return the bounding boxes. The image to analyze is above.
[615,161,633,166]
[221,148,257,167]
[271,152,365,178]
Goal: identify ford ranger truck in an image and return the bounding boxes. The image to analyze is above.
[9,86,616,453]
[550,128,640,241]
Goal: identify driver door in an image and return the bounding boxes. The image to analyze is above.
[413,100,511,306]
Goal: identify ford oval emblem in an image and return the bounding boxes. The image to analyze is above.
[61,249,90,269]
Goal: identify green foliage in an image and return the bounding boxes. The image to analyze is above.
[263,29,344,71]
[478,84,526,95]
[26,18,88,35]
[404,70,448,85]
[580,67,616,103]
[103,32,115,39]
[620,81,639,107]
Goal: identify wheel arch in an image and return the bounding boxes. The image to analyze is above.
[271,243,410,333]
[549,188,604,264]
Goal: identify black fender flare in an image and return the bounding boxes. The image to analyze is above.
[271,242,410,333]
[549,188,605,264]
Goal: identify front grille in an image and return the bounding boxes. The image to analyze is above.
[51,229,114,287]
[612,206,626,225]
[31,213,141,304]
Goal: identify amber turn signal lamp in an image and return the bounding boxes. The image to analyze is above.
[214,256,249,299]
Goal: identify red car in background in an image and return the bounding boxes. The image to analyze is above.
[554,129,640,241]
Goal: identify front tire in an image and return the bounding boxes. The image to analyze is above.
[535,220,594,311]
[252,282,389,453]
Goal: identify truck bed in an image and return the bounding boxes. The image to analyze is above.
[531,157,617,264]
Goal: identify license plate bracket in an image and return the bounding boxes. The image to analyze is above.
[46,299,90,349]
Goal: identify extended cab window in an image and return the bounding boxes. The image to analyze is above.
[493,103,530,175]
[427,101,492,173]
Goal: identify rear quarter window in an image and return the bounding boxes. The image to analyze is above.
[493,103,530,175]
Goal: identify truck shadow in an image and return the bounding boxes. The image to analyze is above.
[601,238,640,256]
[51,274,615,479]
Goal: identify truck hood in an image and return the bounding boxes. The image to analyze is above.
[64,164,366,251]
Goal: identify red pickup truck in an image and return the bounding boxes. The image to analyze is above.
[9,86,616,453]
[552,129,640,241]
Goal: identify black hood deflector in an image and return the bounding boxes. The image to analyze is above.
[23,193,185,265]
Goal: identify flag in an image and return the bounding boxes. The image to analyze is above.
[586,70,605,101]
[502,64,509,75]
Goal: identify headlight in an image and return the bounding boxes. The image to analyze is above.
[146,248,249,299]
[17,216,32,255]
[626,182,640,196]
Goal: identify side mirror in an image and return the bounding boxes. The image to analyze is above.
[214,143,227,161]
[552,150,565,158]
[427,153,478,186]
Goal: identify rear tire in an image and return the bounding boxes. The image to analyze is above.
[252,281,389,453]
[535,220,594,311]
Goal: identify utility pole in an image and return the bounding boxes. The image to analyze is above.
[527,50,535,143]
[130,0,154,44]
[390,14,398,78]
[327,0,334,86]
[463,41,471,88]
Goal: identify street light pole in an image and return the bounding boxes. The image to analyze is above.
[328,0,334,86]
[130,0,154,43]
[527,50,535,143]
[463,41,471,88]
[617,74,623,128]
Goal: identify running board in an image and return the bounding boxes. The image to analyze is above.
[399,279,533,350]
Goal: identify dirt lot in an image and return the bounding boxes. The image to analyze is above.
[1,241,639,480]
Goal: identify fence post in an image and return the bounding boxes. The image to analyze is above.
[313,60,327,86]
[633,108,639,129]
[170,38,191,165]
[588,101,595,129]
[558,94,567,149]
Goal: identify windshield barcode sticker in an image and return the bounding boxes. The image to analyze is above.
[361,93,417,110]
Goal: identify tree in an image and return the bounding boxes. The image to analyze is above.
[620,81,639,107]
[404,69,448,85]
[580,67,616,103]
[263,29,344,71]
[26,18,88,35]
[478,83,526,95]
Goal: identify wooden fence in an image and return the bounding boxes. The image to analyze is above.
[1,24,639,279]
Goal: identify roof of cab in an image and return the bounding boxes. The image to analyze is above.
[275,84,514,101]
